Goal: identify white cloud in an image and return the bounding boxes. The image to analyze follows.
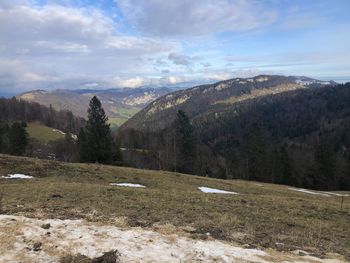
[112,76,147,88]
[0,2,178,91]
[168,53,191,66]
[118,0,278,36]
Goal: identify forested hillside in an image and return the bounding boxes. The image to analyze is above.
[0,97,85,134]
[119,82,350,190]
[122,75,334,131]
[0,97,85,160]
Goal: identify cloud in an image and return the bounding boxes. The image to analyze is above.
[201,62,212,68]
[168,53,191,66]
[0,2,178,91]
[118,0,278,36]
[112,76,147,88]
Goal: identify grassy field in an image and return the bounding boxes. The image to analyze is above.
[108,106,140,129]
[0,154,349,259]
[26,122,65,144]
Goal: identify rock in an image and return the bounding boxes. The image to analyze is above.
[41,223,51,229]
[298,250,309,256]
[60,250,122,263]
[60,254,91,263]
[33,242,42,252]
[91,250,122,263]
[50,194,63,199]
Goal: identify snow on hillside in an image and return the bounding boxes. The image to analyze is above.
[0,215,346,263]
[110,183,146,188]
[198,186,239,194]
[1,174,33,179]
[288,187,349,197]
[122,92,158,106]
[0,215,267,263]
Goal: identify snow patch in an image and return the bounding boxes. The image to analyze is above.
[123,93,158,106]
[110,183,146,188]
[0,215,268,263]
[288,187,349,197]
[1,174,33,179]
[52,129,66,135]
[295,79,331,86]
[198,187,239,195]
[288,188,330,197]
[255,77,268,82]
[320,191,349,197]
[147,94,190,115]
[215,83,228,91]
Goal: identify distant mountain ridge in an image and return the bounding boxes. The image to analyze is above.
[18,86,182,127]
[121,75,336,131]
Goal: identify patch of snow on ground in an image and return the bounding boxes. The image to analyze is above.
[1,174,33,179]
[320,192,349,197]
[199,187,239,195]
[52,129,66,135]
[110,183,146,188]
[287,187,330,197]
[0,215,268,263]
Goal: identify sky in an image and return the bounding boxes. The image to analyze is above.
[0,0,349,93]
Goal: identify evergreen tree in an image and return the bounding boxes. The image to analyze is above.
[246,123,267,181]
[78,128,89,161]
[0,123,4,153]
[174,110,197,174]
[111,139,123,165]
[314,140,335,189]
[0,123,10,153]
[8,122,28,156]
[277,146,296,186]
[78,96,117,164]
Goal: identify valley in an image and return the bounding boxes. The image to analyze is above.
[18,87,179,128]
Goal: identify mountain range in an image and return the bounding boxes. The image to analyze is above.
[121,75,336,131]
[18,87,181,128]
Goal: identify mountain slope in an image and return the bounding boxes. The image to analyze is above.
[121,75,335,131]
[0,154,349,261]
[18,87,178,127]
[118,76,350,190]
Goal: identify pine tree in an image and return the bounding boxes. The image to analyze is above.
[174,110,197,174]
[78,96,117,164]
[8,122,28,156]
[278,146,296,186]
[246,123,267,181]
[314,140,335,189]
[78,128,89,161]
[0,123,4,153]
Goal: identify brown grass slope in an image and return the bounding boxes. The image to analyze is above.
[0,154,349,258]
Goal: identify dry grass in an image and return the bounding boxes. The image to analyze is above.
[0,154,349,259]
[26,122,65,144]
